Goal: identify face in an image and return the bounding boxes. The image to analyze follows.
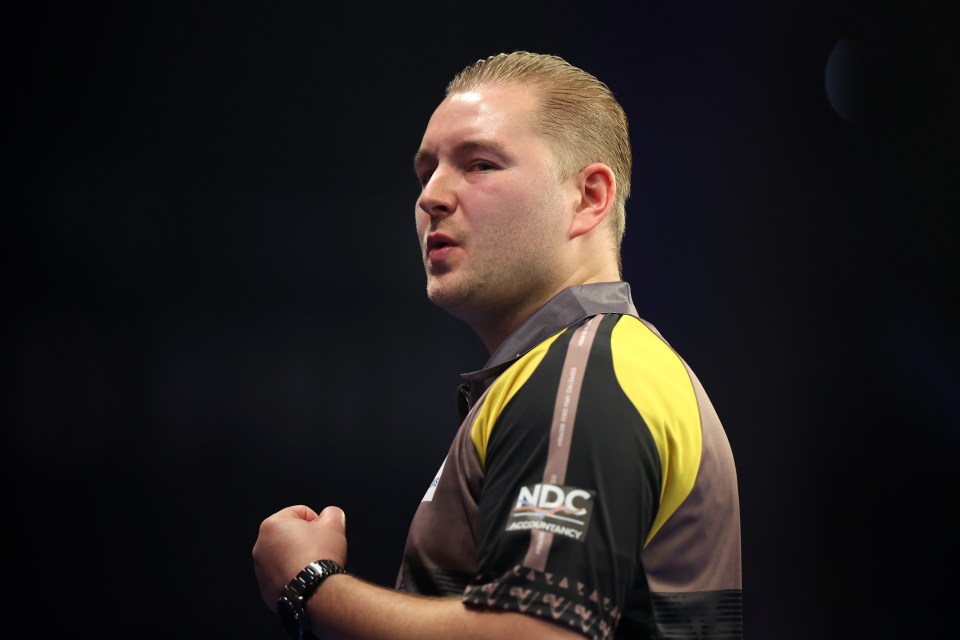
[413,83,576,330]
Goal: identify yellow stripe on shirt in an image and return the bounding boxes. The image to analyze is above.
[471,331,564,467]
[611,316,702,546]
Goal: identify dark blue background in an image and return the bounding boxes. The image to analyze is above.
[5,1,956,637]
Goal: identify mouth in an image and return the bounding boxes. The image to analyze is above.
[426,233,458,263]
[426,234,457,253]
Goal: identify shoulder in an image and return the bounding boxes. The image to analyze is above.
[605,315,699,409]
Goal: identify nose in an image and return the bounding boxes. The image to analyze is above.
[417,167,457,219]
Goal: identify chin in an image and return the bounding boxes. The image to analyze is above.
[426,285,459,311]
[426,281,477,321]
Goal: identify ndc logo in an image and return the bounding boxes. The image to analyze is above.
[504,483,595,541]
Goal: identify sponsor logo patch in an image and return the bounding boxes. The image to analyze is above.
[504,483,595,541]
[421,457,446,502]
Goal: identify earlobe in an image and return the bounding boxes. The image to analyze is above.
[569,163,616,240]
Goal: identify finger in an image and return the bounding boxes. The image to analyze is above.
[299,504,321,521]
[317,505,346,533]
[275,504,320,521]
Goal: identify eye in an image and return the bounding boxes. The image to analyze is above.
[469,161,496,172]
[416,170,434,188]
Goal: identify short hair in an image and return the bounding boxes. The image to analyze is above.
[446,51,632,266]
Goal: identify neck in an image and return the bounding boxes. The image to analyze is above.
[470,292,554,354]
[473,268,622,354]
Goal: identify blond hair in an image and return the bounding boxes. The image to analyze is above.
[446,51,632,268]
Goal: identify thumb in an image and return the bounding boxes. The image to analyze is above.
[317,505,346,534]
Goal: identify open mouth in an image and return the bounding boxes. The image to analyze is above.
[427,234,456,253]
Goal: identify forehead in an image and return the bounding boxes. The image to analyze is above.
[419,83,542,150]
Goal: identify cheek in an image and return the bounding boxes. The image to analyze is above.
[414,209,428,236]
[461,181,520,222]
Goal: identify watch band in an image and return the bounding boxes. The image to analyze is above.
[276,559,347,640]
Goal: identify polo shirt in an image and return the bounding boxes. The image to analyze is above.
[396,282,742,639]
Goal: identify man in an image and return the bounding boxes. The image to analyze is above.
[253,51,742,639]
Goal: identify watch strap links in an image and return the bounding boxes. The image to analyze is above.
[276,560,347,640]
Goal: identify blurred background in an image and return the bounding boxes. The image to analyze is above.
[5,1,957,637]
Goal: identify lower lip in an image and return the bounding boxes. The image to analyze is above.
[428,245,457,261]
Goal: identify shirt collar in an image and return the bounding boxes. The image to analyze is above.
[460,281,639,383]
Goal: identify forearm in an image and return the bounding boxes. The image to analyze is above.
[306,573,584,640]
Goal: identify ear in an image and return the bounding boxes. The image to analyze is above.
[569,163,616,240]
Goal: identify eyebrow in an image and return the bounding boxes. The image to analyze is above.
[413,138,510,172]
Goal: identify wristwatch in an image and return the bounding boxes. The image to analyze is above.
[275,559,346,640]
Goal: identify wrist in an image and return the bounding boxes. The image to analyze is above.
[276,559,347,640]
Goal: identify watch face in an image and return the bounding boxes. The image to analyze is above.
[276,596,305,640]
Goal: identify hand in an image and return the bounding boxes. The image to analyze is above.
[252,505,348,611]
